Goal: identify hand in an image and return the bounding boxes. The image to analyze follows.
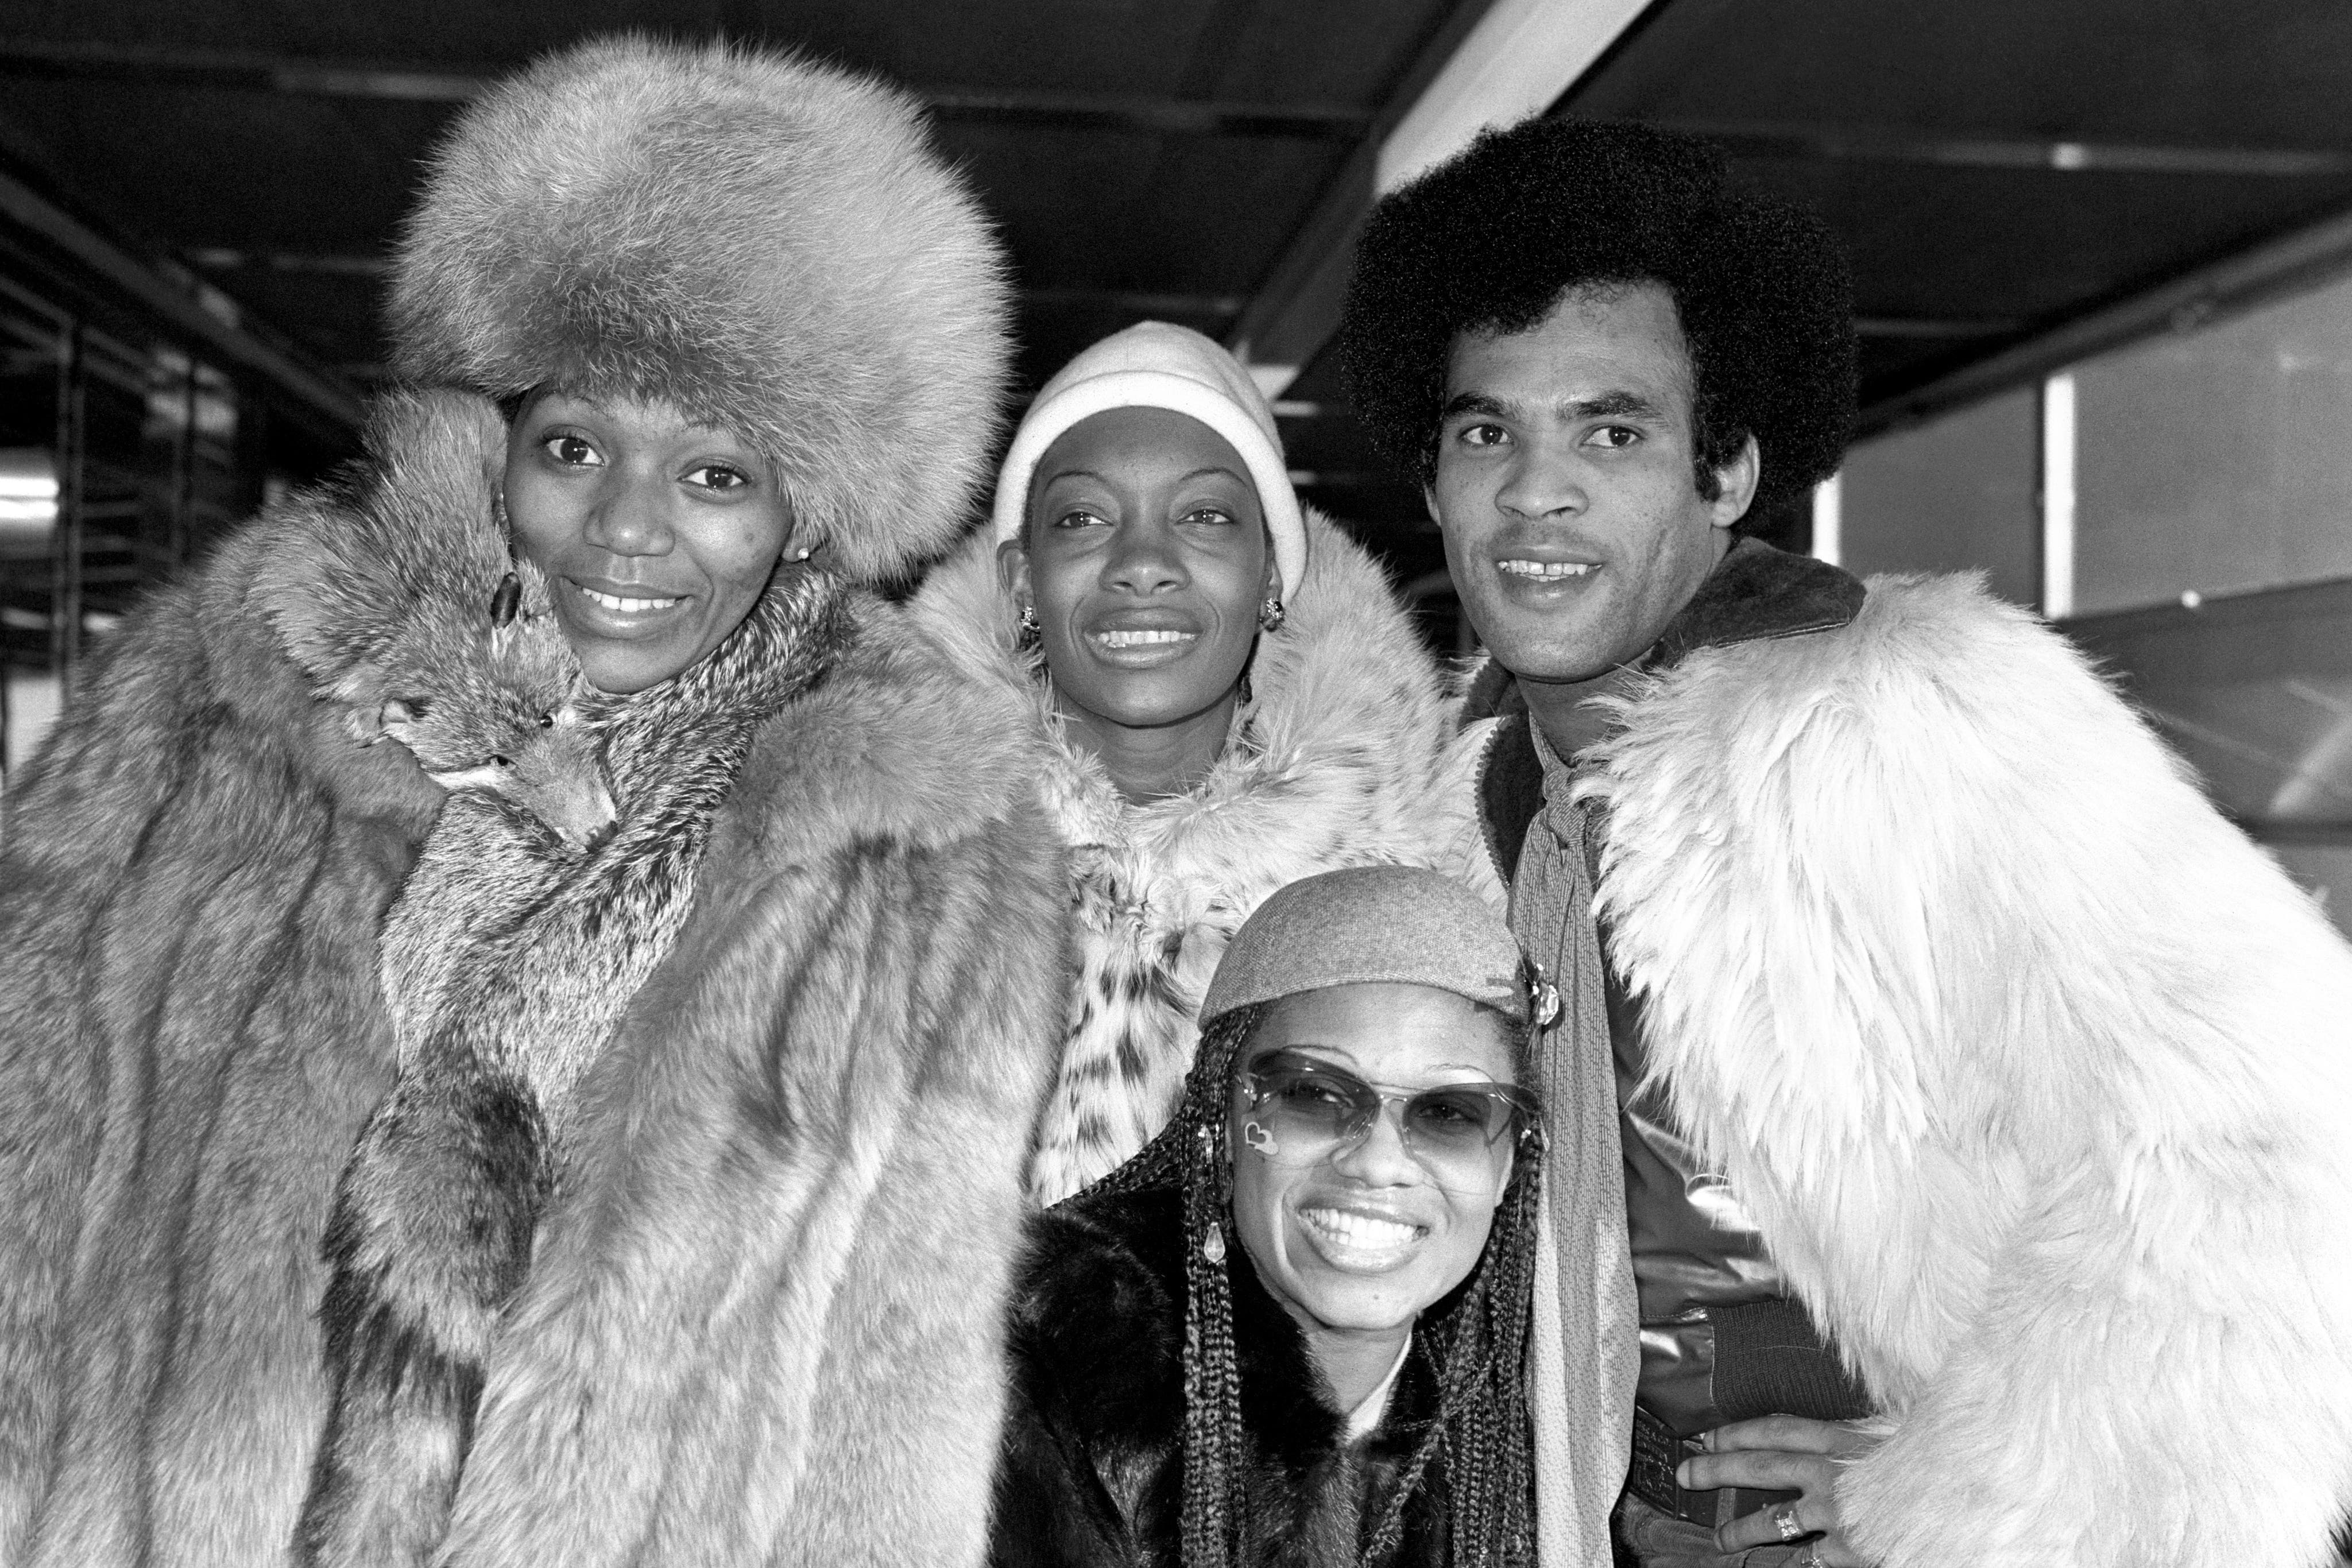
[1676,1414,1881,1566]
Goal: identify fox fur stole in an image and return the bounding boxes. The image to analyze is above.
[0,388,1066,1567]
[1580,570,2352,1568]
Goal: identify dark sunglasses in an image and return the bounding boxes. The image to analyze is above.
[1239,1050,1539,1192]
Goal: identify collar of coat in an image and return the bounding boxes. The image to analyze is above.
[905,506,1454,906]
[1469,538,1867,883]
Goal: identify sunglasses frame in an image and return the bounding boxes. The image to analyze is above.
[1237,1050,1541,1180]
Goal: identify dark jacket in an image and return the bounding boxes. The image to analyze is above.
[993,1188,1446,1568]
[1467,540,1874,1439]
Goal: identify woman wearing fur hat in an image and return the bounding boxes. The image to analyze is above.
[909,322,1483,1207]
[0,37,1059,1568]
[992,866,1552,1568]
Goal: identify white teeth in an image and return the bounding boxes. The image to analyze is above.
[1498,560,1596,579]
[1302,1209,1421,1252]
[1097,628,1196,648]
[581,586,682,613]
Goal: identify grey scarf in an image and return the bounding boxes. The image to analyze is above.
[1513,722,1642,1568]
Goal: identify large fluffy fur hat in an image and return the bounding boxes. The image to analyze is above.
[389,35,1011,582]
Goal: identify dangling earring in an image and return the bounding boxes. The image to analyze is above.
[1258,595,1287,634]
[1016,602,1042,651]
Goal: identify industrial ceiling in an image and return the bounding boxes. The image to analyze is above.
[2,0,2350,570]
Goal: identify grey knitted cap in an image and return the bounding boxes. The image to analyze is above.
[1201,866,1530,1024]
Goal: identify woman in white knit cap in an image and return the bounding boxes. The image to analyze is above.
[911,323,1483,1205]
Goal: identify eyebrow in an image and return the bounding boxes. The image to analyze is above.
[1440,388,1669,424]
[1254,1043,1508,1081]
[1039,464,1248,487]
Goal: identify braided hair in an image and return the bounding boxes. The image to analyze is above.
[1088,1000,1546,1567]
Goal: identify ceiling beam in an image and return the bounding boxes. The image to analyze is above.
[0,168,363,436]
[1657,119,2352,178]
[0,40,1368,138]
[1228,0,1656,398]
[1856,315,2026,340]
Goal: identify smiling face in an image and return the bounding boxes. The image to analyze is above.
[1428,282,1758,686]
[502,392,794,695]
[998,406,1272,740]
[1228,982,1518,1339]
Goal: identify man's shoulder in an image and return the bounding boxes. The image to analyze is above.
[1669,567,2057,710]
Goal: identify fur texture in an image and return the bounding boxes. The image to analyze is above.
[260,394,610,848]
[299,539,844,1563]
[0,390,1066,1566]
[907,509,1484,1203]
[0,400,486,1566]
[1577,571,2352,1567]
[390,36,1010,584]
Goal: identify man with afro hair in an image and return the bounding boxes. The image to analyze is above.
[1339,117,2352,1568]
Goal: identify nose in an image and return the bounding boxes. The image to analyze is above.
[583,467,674,557]
[1328,1101,1422,1187]
[1102,518,1186,595]
[1493,436,1587,522]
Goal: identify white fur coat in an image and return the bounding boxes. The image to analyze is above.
[1580,570,2352,1567]
[910,509,1483,1203]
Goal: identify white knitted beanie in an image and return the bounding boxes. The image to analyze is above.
[989,322,1309,602]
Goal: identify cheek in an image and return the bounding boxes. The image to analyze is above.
[1432,1197,1502,1290]
[500,467,575,568]
[696,508,791,593]
[1030,549,1087,620]
[1229,1153,1288,1261]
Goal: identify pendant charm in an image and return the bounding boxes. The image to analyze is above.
[1202,1226,1227,1265]
[1529,963,1562,1029]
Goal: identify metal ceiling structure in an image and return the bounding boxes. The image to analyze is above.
[0,0,2336,529]
[5,0,2351,550]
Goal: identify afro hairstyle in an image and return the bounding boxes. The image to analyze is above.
[1336,117,1856,524]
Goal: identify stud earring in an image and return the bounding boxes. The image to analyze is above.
[1016,602,1042,651]
[1258,595,1287,634]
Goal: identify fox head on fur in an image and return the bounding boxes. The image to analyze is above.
[342,563,620,852]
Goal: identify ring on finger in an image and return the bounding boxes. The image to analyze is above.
[1798,1544,1828,1568]
[1770,1501,1806,1543]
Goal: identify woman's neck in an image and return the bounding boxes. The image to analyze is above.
[1300,1319,1412,1416]
[1053,689,1239,804]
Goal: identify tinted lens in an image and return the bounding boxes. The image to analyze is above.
[1254,1064,1375,1150]
[1242,1056,1530,1191]
[1402,1085,1519,1149]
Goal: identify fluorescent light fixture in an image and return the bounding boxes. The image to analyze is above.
[2040,373,2076,619]
[0,448,57,542]
[1811,473,1843,566]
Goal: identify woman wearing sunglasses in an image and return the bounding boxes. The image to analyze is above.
[991,865,1553,1568]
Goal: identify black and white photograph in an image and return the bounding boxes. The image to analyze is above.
[0,2,2348,1565]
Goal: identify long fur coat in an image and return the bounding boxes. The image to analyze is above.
[0,389,1065,1567]
[908,510,1482,1204]
[1572,568,2352,1567]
